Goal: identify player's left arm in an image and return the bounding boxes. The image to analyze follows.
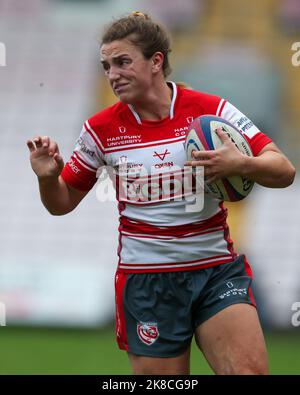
[218,100,296,188]
[187,129,296,188]
[187,99,296,188]
[240,140,296,188]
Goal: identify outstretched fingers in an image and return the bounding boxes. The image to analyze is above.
[33,136,43,148]
[27,136,58,156]
[48,140,59,156]
[26,139,36,152]
[53,152,64,169]
[41,136,50,148]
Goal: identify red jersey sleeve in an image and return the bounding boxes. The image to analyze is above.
[218,100,272,156]
[60,121,105,191]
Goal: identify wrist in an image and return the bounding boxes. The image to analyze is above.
[240,154,253,178]
[38,174,59,186]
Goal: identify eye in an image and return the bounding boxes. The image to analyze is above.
[119,58,131,67]
[101,62,110,73]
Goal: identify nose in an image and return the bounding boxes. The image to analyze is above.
[107,65,121,84]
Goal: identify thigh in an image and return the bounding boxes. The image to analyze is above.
[192,254,257,329]
[128,347,191,375]
[115,271,194,358]
[195,303,269,375]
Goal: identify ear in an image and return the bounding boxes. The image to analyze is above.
[151,52,164,74]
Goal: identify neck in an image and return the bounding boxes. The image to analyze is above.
[130,81,173,122]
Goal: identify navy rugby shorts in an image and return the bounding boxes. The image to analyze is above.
[115,254,256,357]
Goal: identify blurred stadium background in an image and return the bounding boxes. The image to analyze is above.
[0,0,299,374]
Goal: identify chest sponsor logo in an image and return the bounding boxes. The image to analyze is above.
[118,156,144,173]
[137,322,159,345]
[154,161,174,169]
[106,135,142,147]
[153,149,170,161]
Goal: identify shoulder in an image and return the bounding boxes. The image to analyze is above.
[87,101,127,132]
[81,101,128,152]
[177,85,223,115]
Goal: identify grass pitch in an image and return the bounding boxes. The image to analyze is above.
[0,326,299,374]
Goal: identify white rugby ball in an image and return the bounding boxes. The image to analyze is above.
[185,115,254,201]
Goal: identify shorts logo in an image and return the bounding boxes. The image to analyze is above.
[219,287,247,300]
[137,322,159,345]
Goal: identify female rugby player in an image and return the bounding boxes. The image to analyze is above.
[27,12,295,375]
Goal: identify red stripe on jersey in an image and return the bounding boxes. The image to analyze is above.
[217,99,226,116]
[84,121,105,154]
[219,201,236,257]
[115,272,129,351]
[243,132,273,157]
[117,202,126,268]
[243,255,257,307]
[119,207,228,237]
[120,253,231,267]
[120,226,224,240]
[117,256,234,273]
[73,152,97,171]
[223,222,236,257]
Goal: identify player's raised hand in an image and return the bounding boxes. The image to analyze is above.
[26,136,65,180]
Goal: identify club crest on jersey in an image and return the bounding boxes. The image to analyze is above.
[186,116,194,124]
[118,126,126,133]
[137,322,159,345]
[118,155,128,164]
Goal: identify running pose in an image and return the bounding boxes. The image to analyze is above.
[27,12,295,375]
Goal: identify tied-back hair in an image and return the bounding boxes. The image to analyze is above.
[101,11,172,77]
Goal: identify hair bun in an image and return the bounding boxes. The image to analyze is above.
[131,11,148,19]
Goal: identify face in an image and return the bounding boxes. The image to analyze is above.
[100,39,162,104]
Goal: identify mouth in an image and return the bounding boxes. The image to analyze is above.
[113,83,129,93]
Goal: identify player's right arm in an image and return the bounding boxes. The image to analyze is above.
[27,135,89,215]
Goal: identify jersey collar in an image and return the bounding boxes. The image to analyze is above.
[127,81,177,125]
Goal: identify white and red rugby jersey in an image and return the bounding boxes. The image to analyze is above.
[61,82,272,273]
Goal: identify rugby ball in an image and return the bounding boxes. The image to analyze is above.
[185,115,254,201]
